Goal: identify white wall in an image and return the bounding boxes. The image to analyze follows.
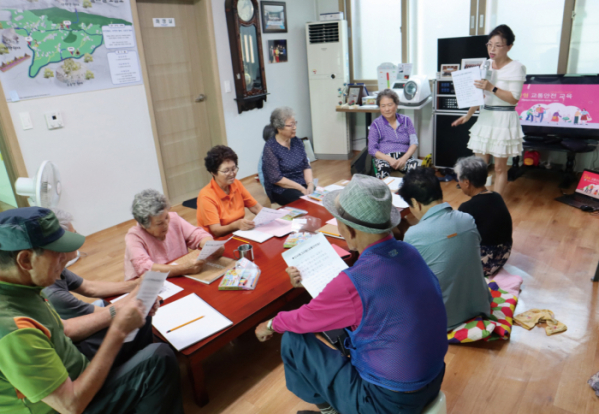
[8,85,164,235]
[210,0,317,179]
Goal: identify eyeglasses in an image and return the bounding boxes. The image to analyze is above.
[486,43,506,50]
[218,166,239,175]
[285,121,298,128]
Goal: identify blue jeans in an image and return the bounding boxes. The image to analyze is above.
[281,332,445,414]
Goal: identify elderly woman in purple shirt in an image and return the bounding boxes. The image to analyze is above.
[368,89,419,179]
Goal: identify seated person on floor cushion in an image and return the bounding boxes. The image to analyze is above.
[261,106,314,205]
[42,208,154,366]
[197,145,263,238]
[368,89,419,179]
[454,156,513,277]
[254,175,448,414]
[399,167,492,331]
[124,189,222,280]
[0,207,183,414]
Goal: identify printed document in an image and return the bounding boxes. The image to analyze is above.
[282,233,348,298]
[125,270,169,342]
[111,280,183,304]
[253,207,289,227]
[197,237,231,261]
[451,67,485,108]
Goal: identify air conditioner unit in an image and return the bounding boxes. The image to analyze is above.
[306,21,350,159]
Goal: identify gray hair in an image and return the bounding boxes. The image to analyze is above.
[131,189,171,228]
[270,107,295,131]
[376,89,400,107]
[50,208,74,231]
[454,156,488,188]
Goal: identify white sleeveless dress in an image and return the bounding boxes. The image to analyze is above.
[467,60,527,158]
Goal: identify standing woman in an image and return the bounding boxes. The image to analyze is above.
[262,107,313,205]
[452,25,526,195]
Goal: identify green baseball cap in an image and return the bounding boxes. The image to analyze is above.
[0,207,85,252]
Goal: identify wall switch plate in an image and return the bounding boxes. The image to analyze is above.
[45,112,64,130]
[224,81,231,93]
[19,112,33,130]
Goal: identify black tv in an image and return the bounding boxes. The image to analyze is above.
[437,35,488,73]
[516,74,599,141]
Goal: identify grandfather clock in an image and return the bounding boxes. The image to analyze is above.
[225,0,268,114]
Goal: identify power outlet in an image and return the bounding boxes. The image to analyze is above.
[45,112,64,130]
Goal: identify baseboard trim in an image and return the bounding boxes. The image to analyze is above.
[314,152,352,160]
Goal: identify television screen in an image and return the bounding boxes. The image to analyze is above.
[516,84,598,130]
[575,170,599,200]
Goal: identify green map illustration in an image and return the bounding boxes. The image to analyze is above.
[0,8,131,78]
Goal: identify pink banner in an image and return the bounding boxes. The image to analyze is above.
[516,84,598,130]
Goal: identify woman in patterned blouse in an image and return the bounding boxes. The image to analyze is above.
[261,107,313,205]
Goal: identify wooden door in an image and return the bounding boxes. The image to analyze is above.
[137,0,213,205]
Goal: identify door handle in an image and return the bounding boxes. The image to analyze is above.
[195,94,207,102]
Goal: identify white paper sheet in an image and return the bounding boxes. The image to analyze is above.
[253,207,289,227]
[197,237,231,261]
[125,270,169,342]
[282,233,348,298]
[451,67,485,108]
[327,218,338,226]
[392,194,410,209]
[383,177,403,192]
[110,280,183,304]
[324,184,345,192]
[300,195,323,206]
[233,229,273,243]
[253,219,293,237]
[152,293,233,351]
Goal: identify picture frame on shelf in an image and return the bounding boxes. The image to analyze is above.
[260,1,287,33]
[440,64,460,78]
[461,58,487,70]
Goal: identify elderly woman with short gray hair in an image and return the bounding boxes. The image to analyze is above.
[455,156,513,276]
[124,189,217,280]
[368,89,419,179]
[262,107,313,205]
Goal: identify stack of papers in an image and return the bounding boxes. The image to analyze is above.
[218,258,261,291]
[383,177,403,192]
[280,207,308,221]
[233,229,273,243]
[252,207,289,227]
[152,293,233,351]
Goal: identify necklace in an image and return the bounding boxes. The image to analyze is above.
[474,189,489,196]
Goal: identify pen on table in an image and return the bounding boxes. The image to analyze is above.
[232,236,250,243]
[166,316,205,333]
[319,230,341,238]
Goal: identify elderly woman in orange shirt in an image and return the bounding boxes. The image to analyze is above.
[197,145,264,238]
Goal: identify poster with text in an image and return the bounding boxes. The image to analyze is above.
[0,0,142,101]
[516,84,598,130]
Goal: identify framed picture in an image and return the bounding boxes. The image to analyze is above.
[267,39,287,63]
[440,64,460,78]
[461,58,487,70]
[261,1,287,33]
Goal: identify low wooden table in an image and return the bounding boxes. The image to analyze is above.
[157,199,353,407]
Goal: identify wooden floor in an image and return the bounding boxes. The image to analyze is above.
[68,159,599,414]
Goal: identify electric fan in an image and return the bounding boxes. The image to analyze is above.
[15,160,62,207]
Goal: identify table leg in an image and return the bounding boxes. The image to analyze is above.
[188,355,209,407]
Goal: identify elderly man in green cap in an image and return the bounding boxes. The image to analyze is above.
[255,175,448,414]
[0,207,183,414]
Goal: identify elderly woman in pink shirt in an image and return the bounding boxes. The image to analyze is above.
[124,189,219,280]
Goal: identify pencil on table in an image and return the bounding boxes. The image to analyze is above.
[166,316,205,333]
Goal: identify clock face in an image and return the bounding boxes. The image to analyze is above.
[237,0,254,22]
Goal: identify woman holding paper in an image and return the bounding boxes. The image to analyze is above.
[124,189,222,280]
[452,24,526,196]
[197,145,263,238]
[262,107,314,205]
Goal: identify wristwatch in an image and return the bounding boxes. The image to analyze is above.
[266,319,274,332]
[109,306,116,319]
[492,86,498,93]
